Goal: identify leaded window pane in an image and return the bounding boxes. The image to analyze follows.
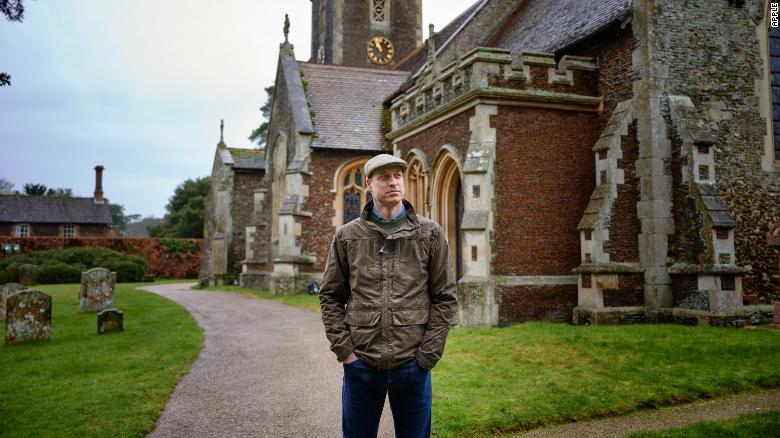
[355,170,363,187]
[344,190,361,223]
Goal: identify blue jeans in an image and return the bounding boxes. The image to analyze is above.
[342,358,432,438]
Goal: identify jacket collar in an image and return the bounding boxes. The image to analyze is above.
[360,199,420,237]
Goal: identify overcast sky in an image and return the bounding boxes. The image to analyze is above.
[0,0,477,218]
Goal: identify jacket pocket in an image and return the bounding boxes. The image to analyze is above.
[344,310,382,353]
[391,309,430,326]
[344,310,381,326]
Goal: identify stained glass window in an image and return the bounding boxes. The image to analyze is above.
[344,190,361,223]
[335,158,370,225]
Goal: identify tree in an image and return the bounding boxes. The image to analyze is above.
[248,85,274,147]
[149,177,211,238]
[45,187,73,197]
[0,0,24,21]
[109,203,142,235]
[23,183,47,196]
[1,0,25,87]
[0,178,14,194]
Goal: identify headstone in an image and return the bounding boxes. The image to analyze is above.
[79,268,116,312]
[0,283,24,321]
[774,302,780,325]
[5,290,52,344]
[19,264,38,286]
[97,308,123,334]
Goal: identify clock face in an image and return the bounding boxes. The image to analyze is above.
[367,36,394,65]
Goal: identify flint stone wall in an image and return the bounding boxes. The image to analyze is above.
[650,0,780,300]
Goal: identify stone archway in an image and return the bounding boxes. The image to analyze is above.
[431,149,464,280]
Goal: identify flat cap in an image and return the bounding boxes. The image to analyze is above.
[364,154,407,178]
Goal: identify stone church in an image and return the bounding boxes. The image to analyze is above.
[202,0,780,327]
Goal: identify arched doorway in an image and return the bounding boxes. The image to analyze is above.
[431,150,464,280]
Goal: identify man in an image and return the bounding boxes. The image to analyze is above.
[319,154,458,438]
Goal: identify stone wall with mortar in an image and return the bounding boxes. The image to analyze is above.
[229,172,264,274]
[646,0,780,301]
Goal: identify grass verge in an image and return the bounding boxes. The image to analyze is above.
[626,410,780,437]
[193,284,321,312]
[0,283,203,437]
[434,323,780,437]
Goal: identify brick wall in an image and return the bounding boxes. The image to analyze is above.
[396,108,473,174]
[603,273,644,307]
[499,285,578,324]
[302,149,373,273]
[0,223,112,238]
[492,106,599,276]
[573,25,637,132]
[608,121,641,262]
[0,237,202,278]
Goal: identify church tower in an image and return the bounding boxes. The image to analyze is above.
[310,0,422,69]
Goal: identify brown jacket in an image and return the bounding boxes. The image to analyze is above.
[319,200,458,370]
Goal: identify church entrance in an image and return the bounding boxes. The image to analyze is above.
[432,152,464,280]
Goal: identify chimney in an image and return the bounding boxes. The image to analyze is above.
[94,165,104,203]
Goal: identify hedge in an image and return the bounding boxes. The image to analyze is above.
[0,247,148,283]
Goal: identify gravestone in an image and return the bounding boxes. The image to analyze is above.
[5,290,52,344]
[0,282,24,321]
[19,264,38,286]
[97,309,123,334]
[79,268,116,312]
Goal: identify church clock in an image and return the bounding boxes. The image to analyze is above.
[367,36,395,65]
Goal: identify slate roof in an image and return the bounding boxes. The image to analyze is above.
[0,195,112,224]
[228,148,266,171]
[394,0,488,74]
[300,63,409,151]
[491,0,631,56]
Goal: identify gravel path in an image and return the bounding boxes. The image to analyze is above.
[141,283,394,438]
[518,388,780,437]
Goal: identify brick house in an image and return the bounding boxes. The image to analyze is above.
[202,0,780,327]
[0,166,113,238]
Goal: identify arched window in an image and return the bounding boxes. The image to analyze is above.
[371,0,389,25]
[333,158,371,226]
[405,153,428,215]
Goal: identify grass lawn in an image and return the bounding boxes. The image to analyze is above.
[194,284,321,312]
[627,410,780,437]
[187,285,780,437]
[435,323,780,437]
[0,283,203,437]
